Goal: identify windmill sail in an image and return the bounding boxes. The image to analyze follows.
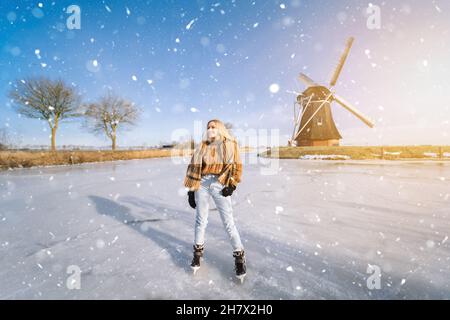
[299,73,319,87]
[329,37,354,87]
[333,94,374,128]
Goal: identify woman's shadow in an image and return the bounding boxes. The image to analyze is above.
[88,195,233,278]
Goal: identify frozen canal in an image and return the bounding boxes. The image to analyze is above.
[1,156,449,299]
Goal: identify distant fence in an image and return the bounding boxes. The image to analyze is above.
[377,146,449,160]
[262,145,450,160]
[4,145,171,152]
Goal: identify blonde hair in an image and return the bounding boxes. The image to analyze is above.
[202,119,235,142]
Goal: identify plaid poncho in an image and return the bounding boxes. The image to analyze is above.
[184,137,242,191]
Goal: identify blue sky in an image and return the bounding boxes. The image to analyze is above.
[1,0,449,147]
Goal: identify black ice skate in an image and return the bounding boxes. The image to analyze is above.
[190,244,204,274]
[233,250,246,283]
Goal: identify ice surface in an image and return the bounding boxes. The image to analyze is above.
[0,157,449,299]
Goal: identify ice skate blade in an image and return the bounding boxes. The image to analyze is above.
[191,266,200,275]
[236,274,246,283]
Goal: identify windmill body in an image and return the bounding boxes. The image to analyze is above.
[290,37,374,147]
[295,86,342,147]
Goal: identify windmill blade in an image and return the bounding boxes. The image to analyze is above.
[333,94,374,128]
[329,37,354,87]
[299,73,319,87]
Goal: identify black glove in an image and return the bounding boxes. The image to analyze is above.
[221,185,236,197]
[187,191,196,209]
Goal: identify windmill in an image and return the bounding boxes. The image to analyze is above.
[289,37,374,147]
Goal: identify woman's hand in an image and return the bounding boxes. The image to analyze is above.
[187,191,196,209]
[221,185,236,197]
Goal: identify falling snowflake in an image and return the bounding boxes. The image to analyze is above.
[426,240,435,248]
[186,18,197,30]
[269,83,280,93]
[96,239,105,249]
[275,206,283,214]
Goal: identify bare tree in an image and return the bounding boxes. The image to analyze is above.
[0,128,11,150]
[0,127,22,150]
[83,94,140,151]
[8,77,82,151]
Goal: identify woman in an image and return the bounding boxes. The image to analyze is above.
[184,119,246,281]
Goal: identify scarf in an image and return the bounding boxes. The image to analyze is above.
[184,137,242,191]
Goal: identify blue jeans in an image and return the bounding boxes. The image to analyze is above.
[194,174,244,252]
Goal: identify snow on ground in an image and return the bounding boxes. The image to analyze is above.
[0,156,450,299]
